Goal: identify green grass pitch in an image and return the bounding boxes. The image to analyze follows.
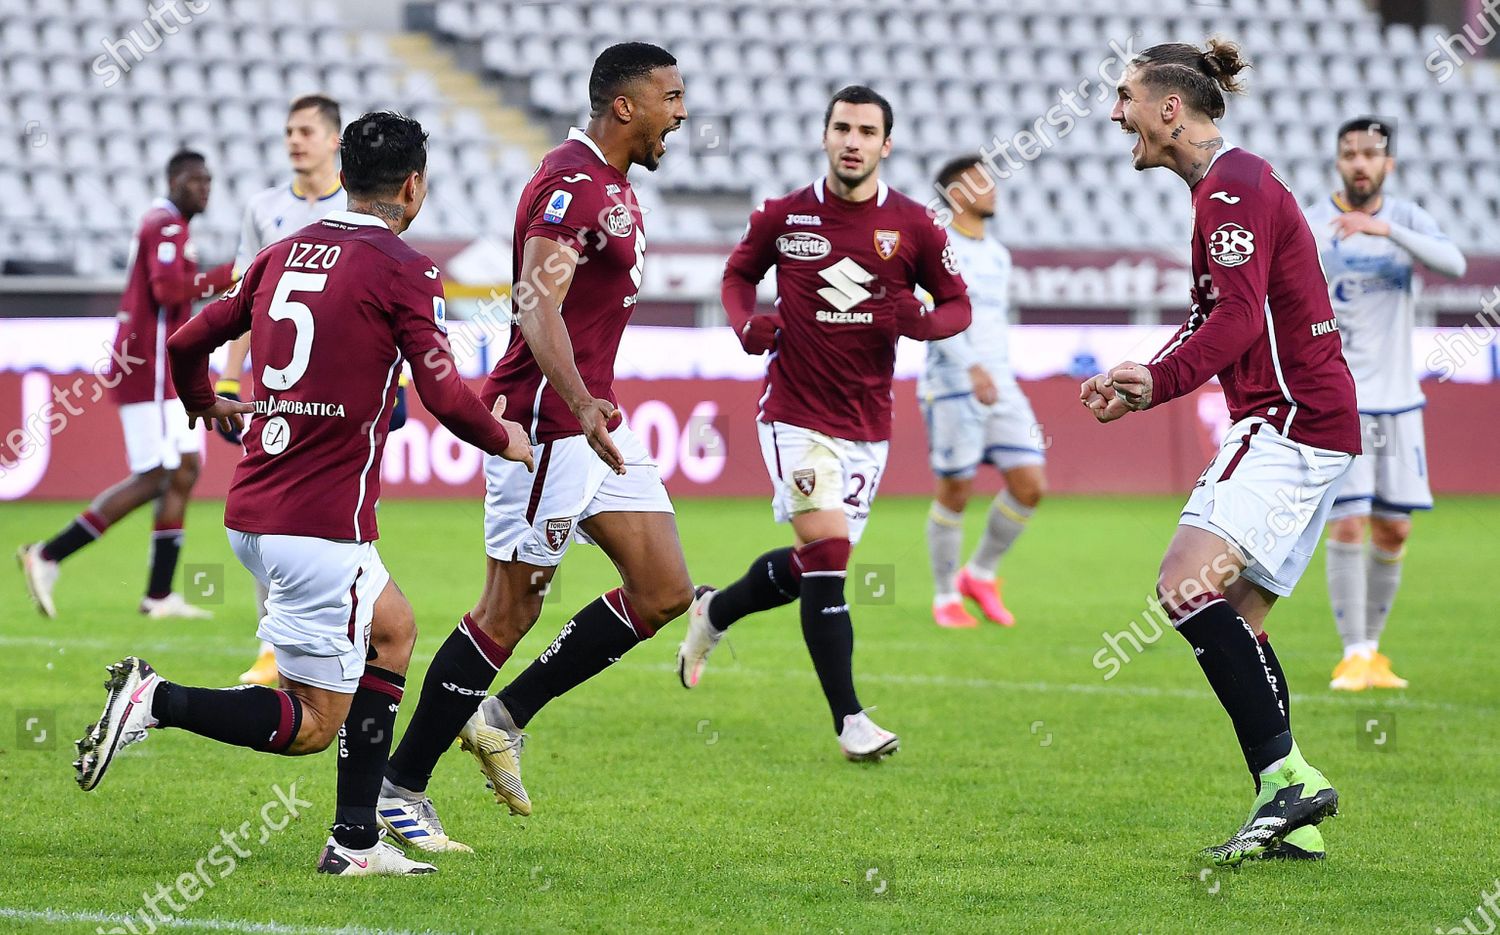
[3,495,1498,933]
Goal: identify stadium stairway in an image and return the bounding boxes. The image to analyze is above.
[386,32,552,166]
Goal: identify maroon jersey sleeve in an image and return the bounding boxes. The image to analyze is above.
[146,221,234,307]
[722,200,781,340]
[167,264,258,411]
[899,216,971,340]
[522,170,609,256]
[1145,178,1272,407]
[393,259,512,456]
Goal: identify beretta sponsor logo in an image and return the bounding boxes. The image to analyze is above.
[776,231,832,260]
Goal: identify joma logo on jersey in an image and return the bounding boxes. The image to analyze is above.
[1310,316,1339,337]
[786,213,822,226]
[776,231,831,260]
[873,229,900,260]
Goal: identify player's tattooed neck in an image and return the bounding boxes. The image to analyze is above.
[366,201,405,226]
[1182,137,1224,185]
[1171,125,1185,140]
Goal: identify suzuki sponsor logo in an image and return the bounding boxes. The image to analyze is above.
[816,309,875,324]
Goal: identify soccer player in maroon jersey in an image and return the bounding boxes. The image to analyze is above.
[1082,39,1359,864]
[17,151,234,620]
[375,43,692,836]
[676,85,972,761]
[72,112,533,875]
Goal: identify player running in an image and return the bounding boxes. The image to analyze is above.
[921,155,1046,629]
[677,85,972,761]
[17,151,233,620]
[71,112,533,875]
[376,43,691,841]
[1085,39,1358,864]
[218,94,364,686]
[1306,117,1467,691]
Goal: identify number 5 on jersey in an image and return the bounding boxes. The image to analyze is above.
[261,270,326,390]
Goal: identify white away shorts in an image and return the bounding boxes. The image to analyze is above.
[1178,418,1352,597]
[119,398,201,474]
[1329,408,1433,521]
[757,420,889,546]
[920,384,1047,478]
[228,530,390,693]
[484,421,674,567]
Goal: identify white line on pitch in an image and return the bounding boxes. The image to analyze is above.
[612,660,1483,715]
[0,907,457,935]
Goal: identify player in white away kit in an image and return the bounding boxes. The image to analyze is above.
[1306,118,1466,691]
[218,94,353,686]
[921,155,1046,628]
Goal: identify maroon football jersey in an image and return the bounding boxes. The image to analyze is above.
[169,211,512,541]
[1145,148,1360,454]
[722,178,971,442]
[481,130,644,442]
[109,199,233,404]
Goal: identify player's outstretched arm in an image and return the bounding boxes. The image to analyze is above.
[396,267,531,468]
[151,257,236,306]
[513,235,624,474]
[167,278,256,436]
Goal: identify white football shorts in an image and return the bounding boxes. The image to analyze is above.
[119,398,202,474]
[228,530,390,693]
[757,420,889,546]
[1178,418,1353,597]
[920,380,1046,478]
[1329,408,1432,521]
[483,419,674,567]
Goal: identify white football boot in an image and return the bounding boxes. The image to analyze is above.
[677,586,725,688]
[377,782,474,853]
[459,696,531,816]
[317,833,436,876]
[839,710,899,762]
[74,656,160,791]
[17,543,59,618]
[140,592,214,620]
